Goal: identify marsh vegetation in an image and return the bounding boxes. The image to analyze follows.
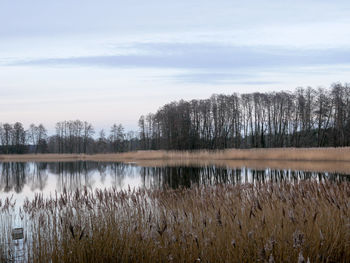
[1,156,349,262]
[0,161,349,262]
[0,180,349,262]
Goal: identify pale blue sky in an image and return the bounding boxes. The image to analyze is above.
[1,0,350,132]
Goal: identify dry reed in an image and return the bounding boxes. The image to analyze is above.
[1,181,349,262]
[1,147,350,162]
[2,147,350,174]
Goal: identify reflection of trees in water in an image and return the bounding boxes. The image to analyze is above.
[140,166,350,189]
[0,162,27,192]
[98,163,107,184]
[1,162,349,194]
[0,161,131,193]
[99,163,136,189]
[29,162,48,191]
[141,167,244,189]
[47,162,134,191]
[109,163,133,189]
[0,162,48,193]
[48,162,96,192]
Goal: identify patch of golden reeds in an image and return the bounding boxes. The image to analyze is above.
[2,147,350,163]
[1,180,348,262]
[2,147,350,174]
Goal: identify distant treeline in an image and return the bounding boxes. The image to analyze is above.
[0,121,139,154]
[139,83,350,149]
[0,83,349,154]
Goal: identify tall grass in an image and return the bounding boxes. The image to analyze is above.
[1,147,350,162]
[0,196,22,262]
[118,147,350,162]
[2,148,350,174]
[1,181,348,262]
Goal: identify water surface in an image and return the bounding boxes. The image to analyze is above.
[1,161,349,206]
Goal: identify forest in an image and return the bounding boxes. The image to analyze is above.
[0,83,349,154]
[139,83,350,149]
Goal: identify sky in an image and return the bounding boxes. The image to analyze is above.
[1,0,350,133]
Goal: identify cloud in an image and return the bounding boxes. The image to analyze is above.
[11,43,350,70]
[6,42,350,85]
[160,72,279,85]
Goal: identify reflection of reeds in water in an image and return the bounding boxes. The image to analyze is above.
[1,181,348,262]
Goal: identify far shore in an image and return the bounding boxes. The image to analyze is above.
[1,147,350,162]
[1,147,350,174]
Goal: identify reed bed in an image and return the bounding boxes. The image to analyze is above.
[2,148,350,175]
[118,147,350,162]
[1,181,349,262]
[1,147,350,163]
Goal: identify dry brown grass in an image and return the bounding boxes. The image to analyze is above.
[1,181,349,262]
[118,147,350,162]
[1,147,350,174]
[1,147,350,162]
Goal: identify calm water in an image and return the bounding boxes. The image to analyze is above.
[1,162,349,262]
[1,161,349,205]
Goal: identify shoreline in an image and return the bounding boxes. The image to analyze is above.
[1,148,350,174]
[1,147,350,162]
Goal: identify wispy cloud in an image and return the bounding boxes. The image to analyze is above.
[160,72,279,85]
[8,43,350,85]
[11,43,350,70]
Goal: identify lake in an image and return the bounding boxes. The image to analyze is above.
[1,161,349,206]
[1,161,349,262]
